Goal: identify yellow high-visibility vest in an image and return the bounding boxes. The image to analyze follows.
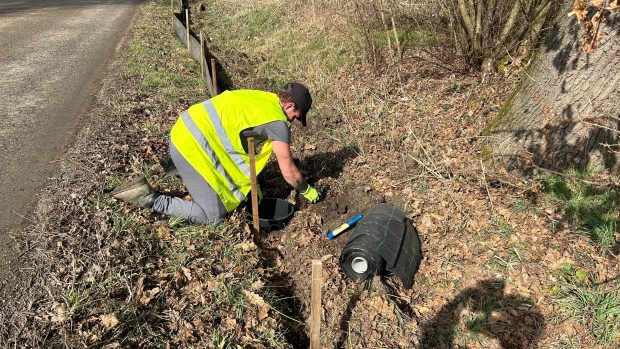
[170,90,288,212]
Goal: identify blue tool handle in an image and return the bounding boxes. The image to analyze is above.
[346,213,363,225]
[327,213,364,239]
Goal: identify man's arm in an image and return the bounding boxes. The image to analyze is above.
[271,140,307,191]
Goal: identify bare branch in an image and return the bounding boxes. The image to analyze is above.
[497,0,522,49]
[474,0,483,54]
[458,0,476,42]
[379,0,392,54]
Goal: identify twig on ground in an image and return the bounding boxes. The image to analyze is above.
[581,120,620,134]
[409,156,443,181]
[480,159,494,210]
[390,16,401,59]
[411,132,442,179]
[448,135,501,143]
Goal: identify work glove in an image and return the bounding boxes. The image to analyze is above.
[301,185,320,204]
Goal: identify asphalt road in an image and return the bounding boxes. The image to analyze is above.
[0,1,139,282]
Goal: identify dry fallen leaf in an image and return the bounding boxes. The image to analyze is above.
[140,287,160,305]
[181,267,192,281]
[243,290,270,320]
[238,241,257,251]
[498,207,512,219]
[243,290,266,306]
[100,314,119,328]
[51,303,67,324]
[370,296,392,315]
[157,225,171,240]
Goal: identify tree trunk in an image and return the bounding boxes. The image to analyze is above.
[485,2,620,173]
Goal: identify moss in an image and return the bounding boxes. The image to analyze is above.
[496,55,513,76]
[482,40,545,137]
[480,146,492,162]
[481,78,523,137]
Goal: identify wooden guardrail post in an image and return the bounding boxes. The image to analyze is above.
[200,32,206,79]
[185,8,190,51]
[210,58,218,96]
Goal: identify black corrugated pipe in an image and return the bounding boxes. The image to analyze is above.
[339,203,422,289]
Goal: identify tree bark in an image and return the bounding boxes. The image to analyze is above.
[484,2,620,173]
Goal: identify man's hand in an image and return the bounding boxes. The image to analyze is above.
[301,185,320,203]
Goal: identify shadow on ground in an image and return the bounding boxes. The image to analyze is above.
[335,287,364,349]
[258,249,309,347]
[419,279,545,349]
[300,145,360,184]
[261,146,359,198]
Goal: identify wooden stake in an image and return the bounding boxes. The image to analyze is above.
[185,8,190,51]
[310,260,322,349]
[210,58,218,96]
[248,137,260,238]
[171,0,174,29]
[200,32,205,79]
[390,16,402,59]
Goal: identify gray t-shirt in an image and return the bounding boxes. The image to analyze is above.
[240,120,290,153]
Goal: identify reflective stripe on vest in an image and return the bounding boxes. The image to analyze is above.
[202,100,251,178]
[179,110,245,202]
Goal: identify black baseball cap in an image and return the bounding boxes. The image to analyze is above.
[284,82,312,126]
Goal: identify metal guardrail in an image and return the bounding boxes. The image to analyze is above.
[172,8,215,97]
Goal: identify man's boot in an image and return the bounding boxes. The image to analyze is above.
[111,176,157,208]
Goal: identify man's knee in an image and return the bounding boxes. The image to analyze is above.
[188,202,224,225]
[188,214,224,225]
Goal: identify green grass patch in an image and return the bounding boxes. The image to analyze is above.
[123,5,204,103]
[86,192,114,212]
[485,212,515,238]
[125,41,204,100]
[202,0,358,104]
[63,286,90,315]
[542,171,620,246]
[112,214,141,234]
[553,264,620,344]
[511,199,529,213]
[211,330,243,349]
[236,8,279,39]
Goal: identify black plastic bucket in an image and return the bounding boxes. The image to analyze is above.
[248,198,294,231]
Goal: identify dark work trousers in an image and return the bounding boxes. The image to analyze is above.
[152,142,228,224]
